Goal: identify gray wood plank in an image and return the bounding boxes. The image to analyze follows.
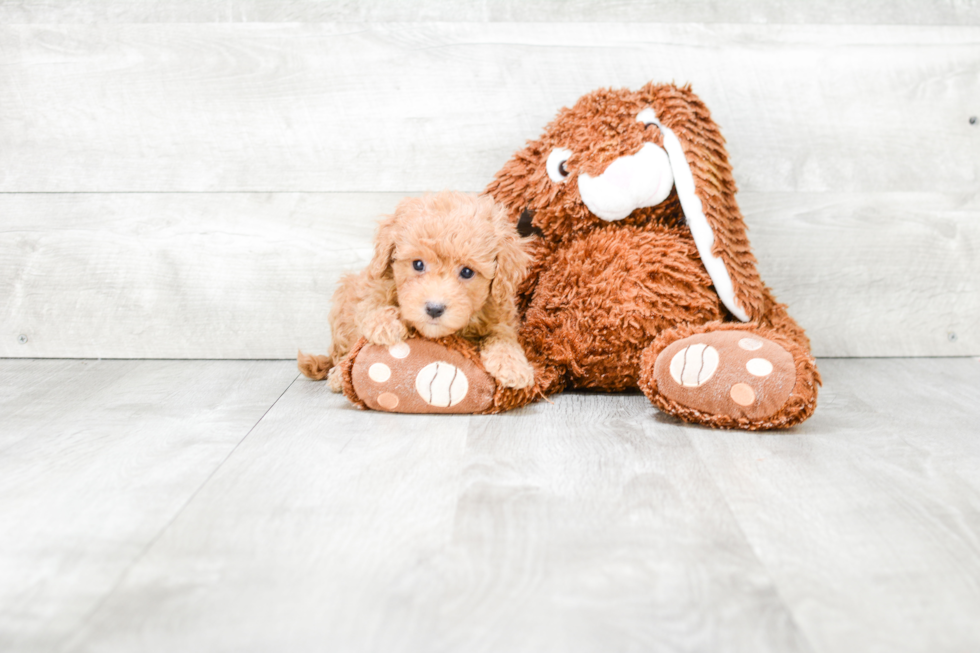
[687,357,980,653]
[64,378,480,653]
[3,358,978,651]
[0,192,387,359]
[65,385,812,653]
[2,24,977,194]
[2,191,976,359]
[411,396,810,653]
[0,359,88,449]
[0,359,297,653]
[1,0,977,25]
[741,192,980,358]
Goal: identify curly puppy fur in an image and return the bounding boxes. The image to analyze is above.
[298,191,534,391]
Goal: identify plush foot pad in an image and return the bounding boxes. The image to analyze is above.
[654,331,796,421]
[350,338,495,414]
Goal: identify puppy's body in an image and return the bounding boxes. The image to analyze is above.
[299,191,534,392]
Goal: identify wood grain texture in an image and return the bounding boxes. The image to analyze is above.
[1,357,972,652]
[65,376,478,653]
[687,357,980,652]
[2,0,978,24]
[0,192,390,359]
[0,359,297,653]
[2,191,976,359]
[0,359,88,449]
[66,381,812,653]
[1,23,977,194]
[416,395,810,652]
[740,192,980,358]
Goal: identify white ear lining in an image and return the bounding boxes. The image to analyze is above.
[641,111,750,322]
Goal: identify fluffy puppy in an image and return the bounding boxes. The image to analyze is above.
[298,191,534,393]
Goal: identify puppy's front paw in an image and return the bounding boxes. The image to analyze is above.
[327,366,343,393]
[363,308,408,346]
[482,344,535,389]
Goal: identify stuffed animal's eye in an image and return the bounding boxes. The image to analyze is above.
[546,148,573,183]
[412,259,425,272]
[459,267,474,280]
[636,107,659,129]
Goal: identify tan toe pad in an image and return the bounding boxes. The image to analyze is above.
[655,331,796,421]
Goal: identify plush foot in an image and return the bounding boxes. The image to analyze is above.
[643,330,804,428]
[344,338,496,414]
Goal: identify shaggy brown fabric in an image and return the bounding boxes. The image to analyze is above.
[343,81,820,429]
[482,82,820,428]
[339,337,369,410]
[518,223,723,392]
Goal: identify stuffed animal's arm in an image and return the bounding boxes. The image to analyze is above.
[513,237,552,316]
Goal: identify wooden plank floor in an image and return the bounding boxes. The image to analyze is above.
[1,358,978,652]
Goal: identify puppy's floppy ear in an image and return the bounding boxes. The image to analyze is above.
[487,199,531,307]
[366,212,400,280]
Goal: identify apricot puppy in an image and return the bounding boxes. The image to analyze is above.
[299,191,534,393]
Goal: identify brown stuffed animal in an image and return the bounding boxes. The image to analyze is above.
[341,82,820,430]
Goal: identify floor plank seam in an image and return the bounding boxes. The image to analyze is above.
[57,371,301,653]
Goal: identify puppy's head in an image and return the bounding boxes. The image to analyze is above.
[367,191,528,338]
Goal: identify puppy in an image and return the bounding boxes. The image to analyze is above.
[298,191,534,393]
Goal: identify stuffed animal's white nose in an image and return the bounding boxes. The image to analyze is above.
[577,143,675,221]
[602,163,633,191]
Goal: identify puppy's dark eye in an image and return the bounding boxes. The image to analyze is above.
[459,267,474,280]
[412,260,425,272]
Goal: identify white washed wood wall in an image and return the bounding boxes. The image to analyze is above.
[1,2,978,359]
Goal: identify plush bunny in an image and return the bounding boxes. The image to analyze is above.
[340,82,819,429]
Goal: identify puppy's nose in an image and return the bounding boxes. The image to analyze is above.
[425,302,446,319]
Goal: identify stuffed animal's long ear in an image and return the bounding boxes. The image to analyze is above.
[366,212,399,280]
[643,84,766,322]
[488,200,531,308]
